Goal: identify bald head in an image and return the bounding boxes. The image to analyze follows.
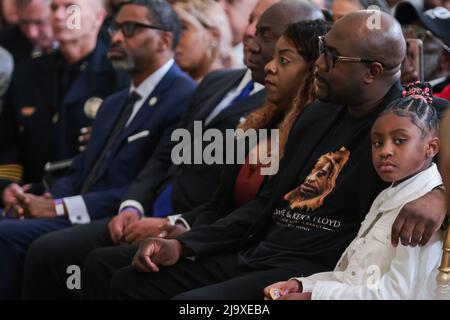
[267,0,325,25]
[332,10,406,69]
[315,10,406,111]
[248,0,324,83]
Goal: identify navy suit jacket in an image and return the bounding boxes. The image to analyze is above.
[122,68,266,215]
[50,63,197,220]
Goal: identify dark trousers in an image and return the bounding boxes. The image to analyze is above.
[22,217,115,299]
[83,242,138,299]
[0,217,71,299]
[109,255,300,300]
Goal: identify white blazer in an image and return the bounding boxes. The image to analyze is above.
[296,163,444,300]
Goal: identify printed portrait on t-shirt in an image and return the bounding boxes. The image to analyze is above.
[284,147,350,211]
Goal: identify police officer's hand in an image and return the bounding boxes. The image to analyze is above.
[15,193,56,219]
[122,217,168,244]
[79,127,93,152]
[2,183,31,210]
[131,238,182,273]
[264,279,302,300]
[108,210,141,245]
[392,188,447,247]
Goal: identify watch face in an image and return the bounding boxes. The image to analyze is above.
[54,200,65,216]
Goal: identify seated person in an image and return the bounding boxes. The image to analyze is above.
[155,19,331,239]
[76,20,332,299]
[0,0,55,64]
[21,0,325,300]
[174,0,233,82]
[101,12,448,301]
[264,83,445,300]
[0,0,130,201]
[0,0,196,300]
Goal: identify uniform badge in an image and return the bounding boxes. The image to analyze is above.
[21,106,36,117]
[149,97,158,107]
[84,97,103,119]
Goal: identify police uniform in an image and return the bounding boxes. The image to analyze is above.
[0,40,130,197]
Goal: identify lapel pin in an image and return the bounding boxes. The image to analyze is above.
[80,62,88,71]
[149,97,158,107]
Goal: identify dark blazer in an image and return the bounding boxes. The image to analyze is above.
[177,81,449,261]
[50,63,197,220]
[122,68,266,215]
[0,41,130,192]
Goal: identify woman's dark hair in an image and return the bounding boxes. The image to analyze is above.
[239,19,332,159]
[381,82,439,138]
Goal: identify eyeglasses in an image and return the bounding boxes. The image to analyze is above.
[318,36,382,68]
[109,21,165,38]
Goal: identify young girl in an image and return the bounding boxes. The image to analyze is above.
[265,83,445,300]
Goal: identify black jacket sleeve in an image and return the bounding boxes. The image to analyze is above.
[176,174,276,257]
[120,70,226,213]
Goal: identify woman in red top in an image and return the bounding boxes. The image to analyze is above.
[156,20,332,237]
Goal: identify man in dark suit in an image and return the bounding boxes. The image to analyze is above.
[20,0,325,300]
[0,0,55,64]
[0,0,196,300]
[0,0,130,202]
[103,11,448,300]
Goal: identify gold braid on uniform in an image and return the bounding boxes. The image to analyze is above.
[0,164,23,182]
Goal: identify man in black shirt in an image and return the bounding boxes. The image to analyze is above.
[98,11,448,300]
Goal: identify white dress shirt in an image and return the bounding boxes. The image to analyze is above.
[204,69,264,125]
[296,164,444,300]
[63,59,175,225]
[119,69,264,217]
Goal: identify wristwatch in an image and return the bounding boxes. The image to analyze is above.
[54,199,66,217]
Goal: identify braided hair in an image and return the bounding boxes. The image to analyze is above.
[238,19,331,159]
[381,82,439,138]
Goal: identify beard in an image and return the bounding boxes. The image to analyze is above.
[110,55,137,71]
[108,46,137,71]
